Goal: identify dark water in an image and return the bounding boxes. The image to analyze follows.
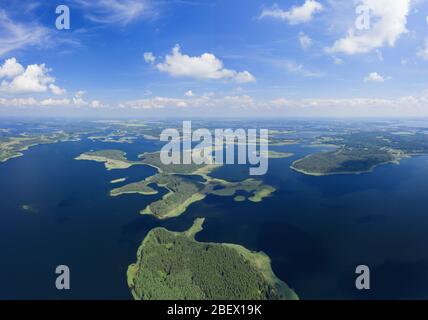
[1,140,428,299]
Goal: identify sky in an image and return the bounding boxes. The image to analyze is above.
[1,0,428,118]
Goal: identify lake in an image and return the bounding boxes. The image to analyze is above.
[1,139,428,299]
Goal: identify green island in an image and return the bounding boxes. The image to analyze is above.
[77,149,276,219]
[226,136,298,146]
[75,150,141,170]
[127,218,298,300]
[234,195,246,202]
[291,131,428,176]
[138,151,221,175]
[111,173,276,219]
[257,150,294,159]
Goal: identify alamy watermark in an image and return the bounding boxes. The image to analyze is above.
[355,5,371,30]
[355,265,370,290]
[160,121,269,176]
[55,5,70,30]
[55,265,70,290]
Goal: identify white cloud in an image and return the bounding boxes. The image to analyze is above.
[5,93,428,117]
[234,71,256,83]
[73,90,89,106]
[57,93,104,107]
[119,97,189,109]
[0,57,24,78]
[260,1,323,25]
[0,58,65,95]
[114,94,428,117]
[184,90,194,97]
[49,84,66,95]
[417,38,428,60]
[40,98,71,106]
[264,96,428,117]
[155,45,256,83]
[118,94,257,111]
[299,32,313,50]
[90,100,104,108]
[0,95,103,108]
[0,10,51,57]
[0,97,38,107]
[73,0,152,25]
[143,52,156,64]
[364,72,385,82]
[327,0,410,55]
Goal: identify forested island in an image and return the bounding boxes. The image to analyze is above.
[292,131,428,176]
[74,149,277,219]
[127,218,298,300]
[111,173,276,219]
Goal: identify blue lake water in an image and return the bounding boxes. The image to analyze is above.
[1,139,428,299]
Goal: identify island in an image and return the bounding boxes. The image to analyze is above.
[127,218,298,300]
[257,150,294,159]
[77,149,277,219]
[291,131,428,176]
[234,195,246,202]
[110,177,128,184]
[138,151,221,176]
[111,173,276,219]
[75,150,141,170]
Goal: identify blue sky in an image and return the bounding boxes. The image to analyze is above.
[1,0,428,117]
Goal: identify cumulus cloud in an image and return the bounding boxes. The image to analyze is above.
[299,32,313,50]
[0,58,65,95]
[49,84,66,95]
[260,1,323,24]
[364,72,385,82]
[0,57,23,78]
[73,0,152,25]
[154,45,256,83]
[73,90,89,106]
[327,0,410,55]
